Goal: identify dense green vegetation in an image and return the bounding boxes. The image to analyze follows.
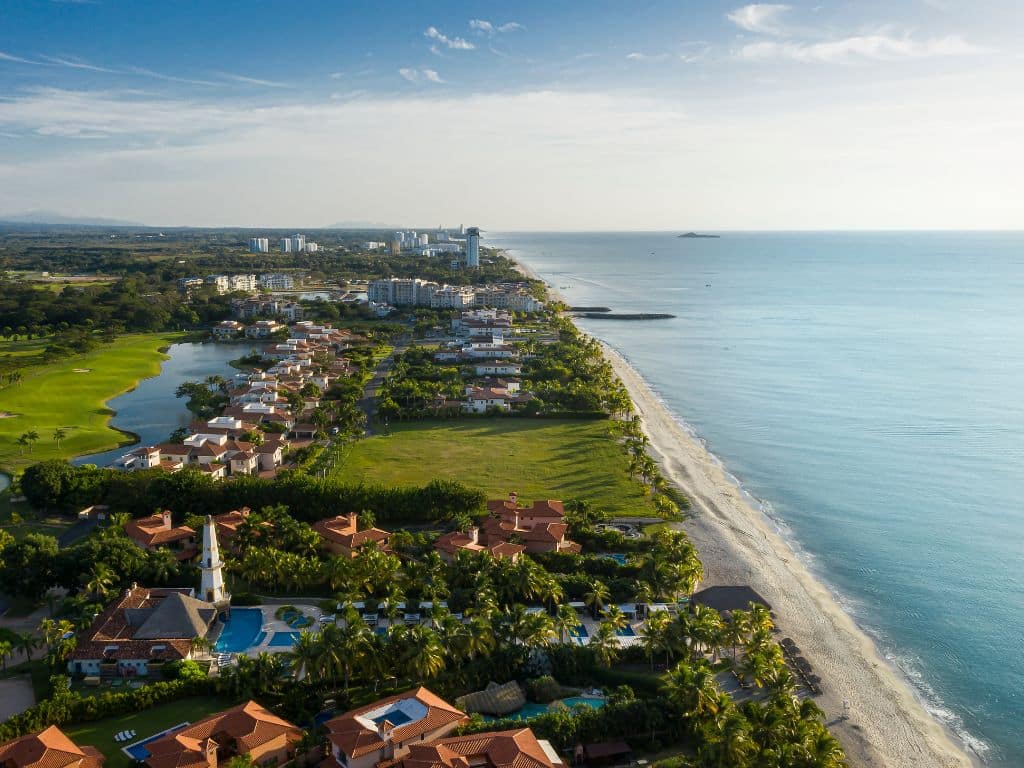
[0,333,184,472]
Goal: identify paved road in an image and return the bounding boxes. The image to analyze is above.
[357,340,408,436]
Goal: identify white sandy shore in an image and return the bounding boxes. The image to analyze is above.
[511,255,976,768]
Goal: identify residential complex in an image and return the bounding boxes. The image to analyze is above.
[258,273,295,290]
[0,728,105,768]
[368,279,542,313]
[248,237,270,253]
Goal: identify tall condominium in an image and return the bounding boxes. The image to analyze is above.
[279,238,292,253]
[248,237,269,253]
[465,227,481,268]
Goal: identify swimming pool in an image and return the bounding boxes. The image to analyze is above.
[615,625,636,637]
[123,723,190,761]
[570,625,589,639]
[600,553,629,566]
[214,608,263,653]
[483,697,605,722]
[268,631,301,647]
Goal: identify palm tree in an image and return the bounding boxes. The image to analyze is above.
[0,640,12,671]
[288,629,322,681]
[661,659,721,721]
[190,635,212,659]
[52,427,67,449]
[464,615,496,660]
[83,566,115,601]
[16,632,39,662]
[583,579,610,619]
[688,604,724,660]
[601,605,628,631]
[590,622,620,668]
[401,625,446,681]
[554,604,580,644]
[643,610,671,670]
[25,430,39,453]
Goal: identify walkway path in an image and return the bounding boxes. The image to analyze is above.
[357,340,408,436]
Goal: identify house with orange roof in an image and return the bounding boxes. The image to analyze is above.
[313,514,391,558]
[144,700,301,768]
[212,507,252,549]
[325,688,468,768]
[388,729,565,768]
[68,585,218,678]
[434,527,524,564]
[124,511,197,561]
[0,726,105,768]
[478,493,581,556]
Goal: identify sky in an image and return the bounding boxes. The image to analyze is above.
[0,0,1022,230]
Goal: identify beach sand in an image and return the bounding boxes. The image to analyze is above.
[604,343,976,768]
[511,255,975,768]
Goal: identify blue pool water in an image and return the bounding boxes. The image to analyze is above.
[569,625,588,639]
[268,631,301,647]
[601,554,628,566]
[615,625,637,637]
[123,723,190,760]
[493,231,1024,765]
[484,697,606,722]
[214,608,263,653]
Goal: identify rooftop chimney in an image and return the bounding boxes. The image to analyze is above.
[509,491,519,506]
[468,527,479,545]
[161,510,172,529]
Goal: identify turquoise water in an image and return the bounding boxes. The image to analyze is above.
[214,608,263,653]
[483,696,605,721]
[74,341,258,467]
[492,231,1024,767]
[268,631,301,647]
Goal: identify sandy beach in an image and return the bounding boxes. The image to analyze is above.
[605,344,976,768]
[512,255,976,768]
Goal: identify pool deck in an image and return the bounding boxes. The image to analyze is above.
[220,604,325,657]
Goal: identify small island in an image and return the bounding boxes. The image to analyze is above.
[678,231,720,238]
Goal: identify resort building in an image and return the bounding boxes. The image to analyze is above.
[0,727,105,768]
[312,514,391,558]
[434,527,524,564]
[124,511,198,561]
[462,382,532,414]
[325,688,468,768]
[143,700,301,768]
[68,585,219,678]
[390,729,565,768]
[480,494,581,555]
[213,320,245,340]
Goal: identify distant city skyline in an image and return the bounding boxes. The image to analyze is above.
[1,1,1022,230]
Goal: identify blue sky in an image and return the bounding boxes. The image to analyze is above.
[1,0,1022,228]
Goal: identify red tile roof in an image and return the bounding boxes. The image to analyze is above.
[124,513,195,547]
[145,701,301,768]
[0,727,104,768]
[313,515,390,551]
[395,729,561,768]
[326,688,467,760]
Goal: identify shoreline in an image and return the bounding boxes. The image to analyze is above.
[511,254,977,768]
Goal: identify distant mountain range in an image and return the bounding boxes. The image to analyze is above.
[0,210,144,227]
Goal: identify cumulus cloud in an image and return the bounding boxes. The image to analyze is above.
[738,34,982,62]
[398,68,445,84]
[727,4,791,35]
[469,19,523,35]
[424,26,474,50]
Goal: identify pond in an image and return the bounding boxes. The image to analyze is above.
[74,341,258,467]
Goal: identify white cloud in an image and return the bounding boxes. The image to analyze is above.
[0,50,43,65]
[398,68,445,84]
[217,72,288,87]
[727,4,791,35]
[40,54,120,73]
[738,34,982,62]
[626,52,670,62]
[129,67,218,86]
[329,71,345,80]
[469,19,523,35]
[424,27,474,50]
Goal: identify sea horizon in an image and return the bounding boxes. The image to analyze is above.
[492,230,1024,767]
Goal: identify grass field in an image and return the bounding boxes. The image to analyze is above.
[0,333,185,473]
[65,696,235,768]
[334,418,659,517]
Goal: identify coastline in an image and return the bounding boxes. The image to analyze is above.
[512,255,977,768]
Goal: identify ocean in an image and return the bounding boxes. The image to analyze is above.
[489,231,1024,766]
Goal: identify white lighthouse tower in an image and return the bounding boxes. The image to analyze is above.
[200,515,230,615]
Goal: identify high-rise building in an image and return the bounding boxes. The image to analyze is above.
[280,238,293,253]
[391,239,401,256]
[418,233,429,246]
[248,237,269,253]
[290,234,306,253]
[465,227,481,268]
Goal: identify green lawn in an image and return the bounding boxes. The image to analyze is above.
[334,418,659,517]
[0,333,185,473]
[65,696,236,768]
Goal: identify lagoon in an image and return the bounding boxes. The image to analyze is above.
[74,341,257,467]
